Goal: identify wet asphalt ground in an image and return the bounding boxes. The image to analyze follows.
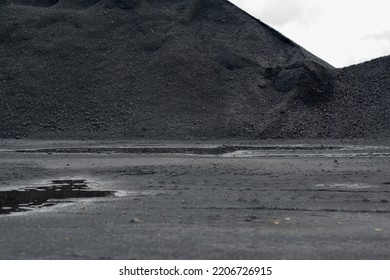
[0,140,389,259]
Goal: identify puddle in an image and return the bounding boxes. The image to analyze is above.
[0,179,114,215]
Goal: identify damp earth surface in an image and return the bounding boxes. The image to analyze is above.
[0,139,389,259]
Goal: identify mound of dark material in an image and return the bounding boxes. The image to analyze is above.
[261,56,390,139]
[334,56,390,138]
[0,0,388,139]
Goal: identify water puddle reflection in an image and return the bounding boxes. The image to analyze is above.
[0,179,114,215]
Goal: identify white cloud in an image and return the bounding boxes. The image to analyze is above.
[232,0,322,26]
[228,0,390,67]
[364,30,390,43]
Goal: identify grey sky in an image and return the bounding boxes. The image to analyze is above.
[229,0,390,67]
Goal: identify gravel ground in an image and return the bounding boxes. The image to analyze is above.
[0,140,389,259]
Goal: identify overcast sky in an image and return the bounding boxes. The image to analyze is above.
[228,0,390,67]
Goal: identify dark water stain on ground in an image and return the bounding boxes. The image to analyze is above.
[14,145,343,155]
[0,179,114,215]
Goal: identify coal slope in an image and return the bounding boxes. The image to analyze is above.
[0,0,388,140]
[261,56,390,139]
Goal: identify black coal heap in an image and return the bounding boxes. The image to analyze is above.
[1,0,389,139]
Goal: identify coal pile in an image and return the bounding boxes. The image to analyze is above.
[0,0,388,140]
[262,56,390,139]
